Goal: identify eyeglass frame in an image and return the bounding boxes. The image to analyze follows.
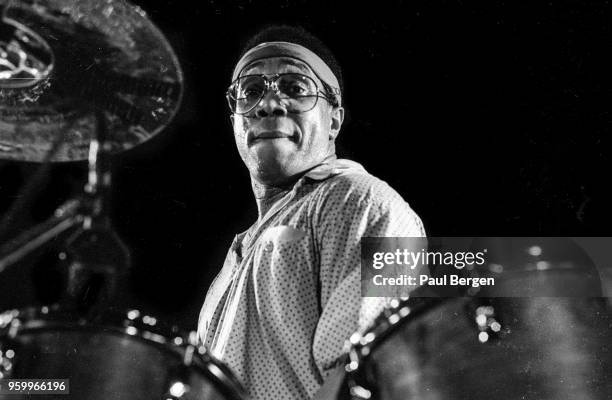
[225,72,340,115]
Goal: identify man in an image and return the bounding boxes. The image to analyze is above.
[198,25,425,400]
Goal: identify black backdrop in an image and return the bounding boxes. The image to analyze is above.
[0,0,610,330]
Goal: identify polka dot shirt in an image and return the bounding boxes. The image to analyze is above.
[198,158,425,400]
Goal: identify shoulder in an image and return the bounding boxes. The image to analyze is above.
[311,170,407,210]
[308,169,426,236]
[308,171,426,239]
[301,159,425,235]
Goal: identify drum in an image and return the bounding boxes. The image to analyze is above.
[344,295,612,400]
[0,306,247,400]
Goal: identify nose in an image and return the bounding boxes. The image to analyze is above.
[254,89,288,118]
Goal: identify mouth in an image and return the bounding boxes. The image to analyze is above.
[249,130,296,144]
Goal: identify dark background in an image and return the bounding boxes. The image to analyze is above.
[0,0,610,330]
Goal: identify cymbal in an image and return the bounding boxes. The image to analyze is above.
[0,0,183,162]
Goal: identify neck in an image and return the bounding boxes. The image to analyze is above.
[250,151,338,219]
[251,179,294,220]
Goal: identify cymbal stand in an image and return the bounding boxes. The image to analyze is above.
[0,110,130,313]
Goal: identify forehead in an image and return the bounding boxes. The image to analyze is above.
[240,57,315,77]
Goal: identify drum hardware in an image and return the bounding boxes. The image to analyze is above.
[0,0,185,307]
[164,358,195,400]
[0,1,54,93]
[473,303,502,343]
[0,345,15,379]
[0,310,17,379]
[0,198,84,274]
[0,107,131,313]
[0,1,247,398]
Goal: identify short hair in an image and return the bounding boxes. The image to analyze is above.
[237,25,344,101]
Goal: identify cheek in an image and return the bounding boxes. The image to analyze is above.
[232,117,251,156]
[233,117,249,140]
[232,118,251,163]
[301,112,330,148]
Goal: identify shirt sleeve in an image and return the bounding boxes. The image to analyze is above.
[310,173,426,377]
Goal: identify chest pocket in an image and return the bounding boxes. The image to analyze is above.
[262,225,307,243]
[256,225,311,264]
[251,225,316,296]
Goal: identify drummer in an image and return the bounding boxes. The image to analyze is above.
[197,24,425,400]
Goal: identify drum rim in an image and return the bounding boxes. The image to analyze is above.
[348,297,444,360]
[0,305,249,400]
[344,296,448,399]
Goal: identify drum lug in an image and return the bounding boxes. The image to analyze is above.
[163,343,198,399]
[473,303,503,343]
[163,361,193,399]
[0,346,16,378]
[183,343,195,365]
[0,311,19,379]
[349,384,372,400]
[346,333,375,400]
[163,379,190,399]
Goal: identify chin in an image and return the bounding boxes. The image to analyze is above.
[253,166,295,187]
[248,157,302,187]
[248,147,294,182]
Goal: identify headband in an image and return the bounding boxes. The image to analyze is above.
[232,41,342,106]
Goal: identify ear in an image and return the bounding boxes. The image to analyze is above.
[329,106,345,140]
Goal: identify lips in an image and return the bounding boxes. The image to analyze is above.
[249,130,295,143]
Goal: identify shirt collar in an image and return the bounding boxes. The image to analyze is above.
[302,156,367,182]
[234,157,367,244]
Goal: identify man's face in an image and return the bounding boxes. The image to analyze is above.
[230,57,343,186]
